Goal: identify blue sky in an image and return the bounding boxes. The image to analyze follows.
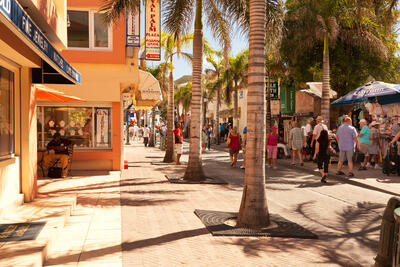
[140,5,249,80]
[145,28,249,80]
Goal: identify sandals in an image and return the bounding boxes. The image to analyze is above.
[321,175,327,183]
[348,172,354,177]
[336,171,345,175]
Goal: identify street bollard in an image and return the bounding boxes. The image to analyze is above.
[375,197,400,267]
[394,208,400,267]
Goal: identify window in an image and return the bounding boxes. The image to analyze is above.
[0,66,14,159]
[37,106,111,149]
[67,10,112,50]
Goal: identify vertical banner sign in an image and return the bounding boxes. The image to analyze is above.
[96,108,109,146]
[145,0,161,60]
[126,8,140,47]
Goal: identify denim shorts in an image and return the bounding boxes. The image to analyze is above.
[339,150,354,162]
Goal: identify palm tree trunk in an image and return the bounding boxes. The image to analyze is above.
[163,57,176,162]
[237,0,270,228]
[234,82,239,128]
[266,74,271,134]
[216,86,221,145]
[183,0,206,181]
[321,34,330,127]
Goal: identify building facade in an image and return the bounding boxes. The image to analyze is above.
[0,0,80,213]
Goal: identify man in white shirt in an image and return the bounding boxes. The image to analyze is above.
[143,125,150,147]
[312,116,328,142]
[304,118,313,137]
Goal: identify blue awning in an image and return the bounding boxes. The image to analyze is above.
[0,0,81,84]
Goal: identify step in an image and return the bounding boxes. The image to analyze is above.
[0,194,77,267]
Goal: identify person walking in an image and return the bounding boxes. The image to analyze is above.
[133,123,139,141]
[289,121,305,166]
[313,130,332,183]
[367,121,381,169]
[173,122,183,165]
[201,125,208,153]
[219,123,225,143]
[357,119,370,170]
[143,124,150,147]
[207,124,213,150]
[336,116,360,177]
[266,126,279,169]
[227,126,241,167]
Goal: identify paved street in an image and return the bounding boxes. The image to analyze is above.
[119,141,398,266]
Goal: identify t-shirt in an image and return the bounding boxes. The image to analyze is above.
[143,127,150,138]
[358,125,370,145]
[267,133,278,146]
[47,138,72,155]
[173,128,183,144]
[391,123,400,137]
[220,125,224,132]
[369,127,379,146]
[304,124,313,136]
[313,123,328,139]
[243,127,247,145]
[336,124,357,151]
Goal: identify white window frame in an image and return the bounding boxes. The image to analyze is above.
[67,9,113,51]
[37,102,113,151]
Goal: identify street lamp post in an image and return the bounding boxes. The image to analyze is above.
[125,109,131,145]
[203,95,207,127]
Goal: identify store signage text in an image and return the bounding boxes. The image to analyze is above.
[0,0,81,84]
[126,8,140,47]
[145,0,161,60]
[0,0,11,16]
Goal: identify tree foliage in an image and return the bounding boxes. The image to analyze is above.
[282,0,400,97]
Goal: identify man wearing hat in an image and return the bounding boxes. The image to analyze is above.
[312,116,328,142]
[43,132,72,178]
[367,121,381,169]
[357,119,370,170]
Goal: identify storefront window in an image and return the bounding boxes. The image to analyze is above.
[0,66,14,159]
[37,106,111,149]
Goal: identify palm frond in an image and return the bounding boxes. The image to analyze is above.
[100,0,140,24]
[163,0,194,36]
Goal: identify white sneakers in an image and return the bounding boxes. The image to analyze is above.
[374,164,382,170]
[366,163,372,168]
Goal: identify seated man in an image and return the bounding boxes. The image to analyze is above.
[43,133,72,178]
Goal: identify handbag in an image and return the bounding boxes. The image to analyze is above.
[48,166,62,178]
[47,159,63,178]
[227,134,231,146]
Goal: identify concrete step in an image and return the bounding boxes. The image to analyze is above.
[0,193,77,267]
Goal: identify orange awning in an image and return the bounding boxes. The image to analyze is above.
[35,86,86,102]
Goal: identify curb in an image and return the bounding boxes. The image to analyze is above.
[278,160,400,197]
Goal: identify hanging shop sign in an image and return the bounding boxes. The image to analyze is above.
[265,77,279,100]
[145,0,161,61]
[126,8,140,47]
[0,0,81,84]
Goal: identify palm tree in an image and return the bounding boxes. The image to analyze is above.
[175,82,192,136]
[160,32,193,162]
[236,0,269,229]
[221,51,248,128]
[283,0,391,126]
[164,0,233,181]
[204,50,224,145]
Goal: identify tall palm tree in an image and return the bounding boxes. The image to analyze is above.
[283,0,391,126]
[221,51,248,128]
[164,0,233,181]
[204,49,224,144]
[161,32,193,162]
[236,0,269,229]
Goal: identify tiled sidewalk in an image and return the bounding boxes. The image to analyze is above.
[0,170,122,267]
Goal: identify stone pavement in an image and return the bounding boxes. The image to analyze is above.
[2,140,398,266]
[119,141,396,266]
[0,170,122,267]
